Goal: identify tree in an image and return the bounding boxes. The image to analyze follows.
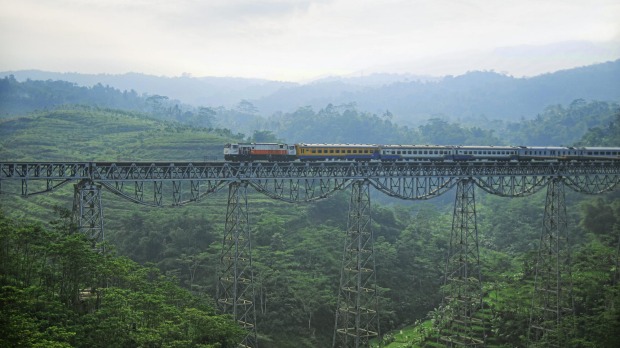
[237,99,258,114]
[251,130,279,143]
[0,210,244,348]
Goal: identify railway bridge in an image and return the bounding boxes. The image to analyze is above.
[1,160,619,347]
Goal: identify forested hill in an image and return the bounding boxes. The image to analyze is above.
[1,105,619,347]
[0,107,241,161]
[2,72,619,148]
[254,59,620,121]
[0,64,619,347]
[3,59,620,123]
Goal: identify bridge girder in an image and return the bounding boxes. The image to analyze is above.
[2,161,619,205]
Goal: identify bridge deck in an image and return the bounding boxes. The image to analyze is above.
[1,161,618,204]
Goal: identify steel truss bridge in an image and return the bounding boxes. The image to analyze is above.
[1,160,619,347]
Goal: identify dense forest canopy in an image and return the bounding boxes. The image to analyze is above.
[0,66,619,347]
[0,209,244,347]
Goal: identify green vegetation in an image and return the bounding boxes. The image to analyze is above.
[0,106,240,161]
[0,209,244,347]
[4,75,618,148]
[1,83,619,347]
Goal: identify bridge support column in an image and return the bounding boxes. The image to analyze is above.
[217,181,258,348]
[440,178,485,347]
[72,180,104,250]
[528,177,574,347]
[333,180,379,348]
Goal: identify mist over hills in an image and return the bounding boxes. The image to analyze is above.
[2,59,619,123]
[0,70,295,107]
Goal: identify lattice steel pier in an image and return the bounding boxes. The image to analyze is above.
[216,182,258,347]
[72,180,105,250]
[333,180,379,348]
[439,179,485,346]
[528,178,574,347]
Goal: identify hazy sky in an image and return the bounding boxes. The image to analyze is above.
[1,0,619,81]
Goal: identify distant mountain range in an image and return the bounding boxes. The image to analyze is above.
[2,59,619,123]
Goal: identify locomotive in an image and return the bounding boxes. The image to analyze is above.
[224,143,620,162]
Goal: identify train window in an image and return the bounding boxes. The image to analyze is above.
[311,149,316,153]
[424,151,428,154]
[329,150,334,153]
[335,150,340,153]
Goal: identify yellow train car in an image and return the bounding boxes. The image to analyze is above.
[295,143,380,161]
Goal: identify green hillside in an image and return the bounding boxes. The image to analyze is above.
[0,109,250,347]
[1,104,619,347]
[0,106,237,161]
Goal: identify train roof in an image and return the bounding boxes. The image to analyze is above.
[456,145,519,149]
[381,144,452,148]
[297,143,379,147]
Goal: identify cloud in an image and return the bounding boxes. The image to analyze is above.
[1,0,619,80]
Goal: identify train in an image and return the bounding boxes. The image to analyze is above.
[224,143,620,162]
